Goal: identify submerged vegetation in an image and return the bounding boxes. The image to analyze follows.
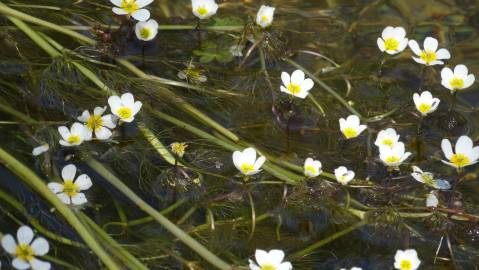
[0,0,478,269]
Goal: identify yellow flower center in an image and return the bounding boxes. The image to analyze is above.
[67,135,80,144]
[419,50,437,64]
[305,165,317,176]
[171,142,187,157]
[384,38,399,51]
[15,244,33,261]
[120,0,139,13]
[86,115,104,132]
[385,156,400,164]
[139,27,152,39]
[400,259,412,270]
[343,127,358,139]
[418,103,431,114]
[197,7,208,16]
[382,138,394,147]
[287,83,301,95]
[260,265,276,270]
[240,163,255,174]
[261,15,269,22]
[450,77,465,89]
[450,153,470,168]
[117,107,133,120]
[421,173,435,186]
[63,180,79,197]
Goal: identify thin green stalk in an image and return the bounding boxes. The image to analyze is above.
[0,148,122,270]
[283,57,364,119]
[86,158,232,270]
[78,212,149,270]
[290,220,367,259]
[0,189,85,248]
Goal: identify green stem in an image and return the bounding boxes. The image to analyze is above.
[0,148,122,270]
[86,158,232,270]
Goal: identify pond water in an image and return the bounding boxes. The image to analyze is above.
[0,0,479,269]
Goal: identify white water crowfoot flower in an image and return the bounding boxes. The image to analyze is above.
[256,5,275,28]
[48,164,92,205]
[280,69,314,99]
[108,93,143,123]
[1,226,51,270]
[58,122,87,147]
[411,166,451,189]
[441,64,475,92]
[249,249,292,270]
[110,0,153,21]
[375,128,400,148]
[232,147,266,176]
[135,19,158,41]
[339,115,367,139]
[441,135,479,169]
[413,91,440,116]
[304,158,322,178]
[78,107,117,141]
[334,166,355,185]
[408,37,450,66]
[32,144,49,156]
[394,249,421,270]
[379,142,411,168]
[377,26,408,55]
[192,0,218,20]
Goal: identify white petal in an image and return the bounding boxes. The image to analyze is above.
[75,174,93,191]
[12,258,30,270]
[393,27,406,40]
[17,226,34,245]
[93,106,107,116]
[456,136,473,155]
[47,183,64,194]
[398,38,409,52]
[377,38,385,52]
[454,64,468,78]
[423,37,438,52]
[57,126,70,140]
[382,26,395,39]
[71,193,88,205]
[441,139,453,160]
[101,114,117,129]
[132,101,143,115]
[290,70,305,85]
[408,40,421,56]
[108,95,122,113]
[441,67,454,81]
[280,86,289,94]
[255,249,269,266]
[57,192,71,204]
[281,72,290,86]
[232,151,241,168]
[267,249,285,265]
[121,93,135,107]
[412,93,420,106]
[32,144,49,156]
[31,237,49,256]
[71,122,86,137]
[412,57,426,65]
[61,164,77,181]
[30,258,51,270]
[277,262,293,270]
[110,0,122,7]
[242,147,257,165]
[1,234,17,254]
[136,0,154,8]
[95,126,113,140]
[464,74,475,88]
[77,110,90,122]
[131,9,150,21]
[112,7,128,15]
[347,115,360,127]
[253,156,266,171]
[300,78,314,92]
[436,48,450,60]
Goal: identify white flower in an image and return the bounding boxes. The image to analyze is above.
[108,93,143,123]
[408,37,450,66]
[248,249,292,270]
[232,147,266,176]
[304,158,322,178]
[256,5,275,28]
[441,64,475,92]
[32,144,49,156]
[1,226,51,270]
[280,69,314,99]
[58,122,87,147]
[339,115,367,139]
[334,166,355,185]
[191,0,218,20]
[135,19,158,41]
[441,135,479,169]
[110,0,153,21]
[48,164,92,205]
[413,91,440,116]
[78,107,117,141]
[411,166,451,189]
[377,26,408,55]
[379,142,411,168]
[394,249,421,270]
[426,192,439,208]
[374,128,400,148]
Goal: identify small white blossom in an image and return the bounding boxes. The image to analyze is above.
[411,166,450,189]
[377,26,408,55]
[394,249,421,270]
[408,37,450,66]
[441,135,479,169]
[256,5,275,28]
[58,122,87,147]
[32,144,49,156]
[249,249,292,270]
[48,164,92,205]
[78,107,117,141]
[110,0,153,21]
[135,19,158,41]
[232,147,266,176]
[339,115,367,139]
[375,128,400,148]
[304,158,322,178]
[334,166,355,185]
[1,226,51,270]
[379,142,411,168]
[108,93,143,123]
[413,91,440,116]
[280,69,314,99]
[441,64,475,92]
[191,0,218,20]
